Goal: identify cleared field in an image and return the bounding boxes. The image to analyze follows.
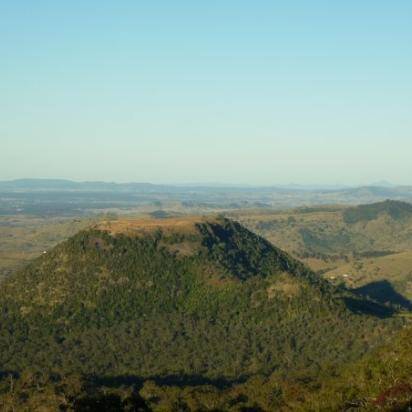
[0,216,94,277]
[324,251,412,299]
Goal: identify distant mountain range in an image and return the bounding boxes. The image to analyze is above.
[0,179,411,217]
[0,178,411,194]
[0,179,166,192]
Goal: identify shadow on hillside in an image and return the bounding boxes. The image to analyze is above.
[92,373,248,390]
[73,392,150,412]
[343,296,395,318]
[354,280,412,311]
[0,370,247,390]
[0,371,18,380]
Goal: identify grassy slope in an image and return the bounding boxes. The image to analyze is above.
[323,251,412,297]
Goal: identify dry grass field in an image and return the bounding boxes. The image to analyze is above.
[0,216,94,278]
[94,215,212,236]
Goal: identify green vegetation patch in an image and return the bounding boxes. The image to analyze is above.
[343,200,412,224]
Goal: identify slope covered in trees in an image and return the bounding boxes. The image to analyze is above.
[304,322,412,410]
[0,216,401,410]
[342,199,412,224]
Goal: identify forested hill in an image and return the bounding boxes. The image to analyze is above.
[343,199,412,224]
[0,217,401,410]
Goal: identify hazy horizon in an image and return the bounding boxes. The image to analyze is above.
[0,176,408,189]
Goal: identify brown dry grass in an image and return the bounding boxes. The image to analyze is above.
[0,216,94,278]
[94,215,216,236]
[323,250,412,297]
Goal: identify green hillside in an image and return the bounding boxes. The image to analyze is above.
[343,199,412,224]
[0,216,400,410]
[304,322,412,411]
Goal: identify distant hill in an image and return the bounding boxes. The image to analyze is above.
[0,178,164,192]
[0,216,399,410]
[1,178,412,199]
[343,199,412,224]
[338,185,412,201]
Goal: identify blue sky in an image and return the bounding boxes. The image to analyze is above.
[1,1,411,185]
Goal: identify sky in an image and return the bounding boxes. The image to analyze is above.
[1,1,411,185]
